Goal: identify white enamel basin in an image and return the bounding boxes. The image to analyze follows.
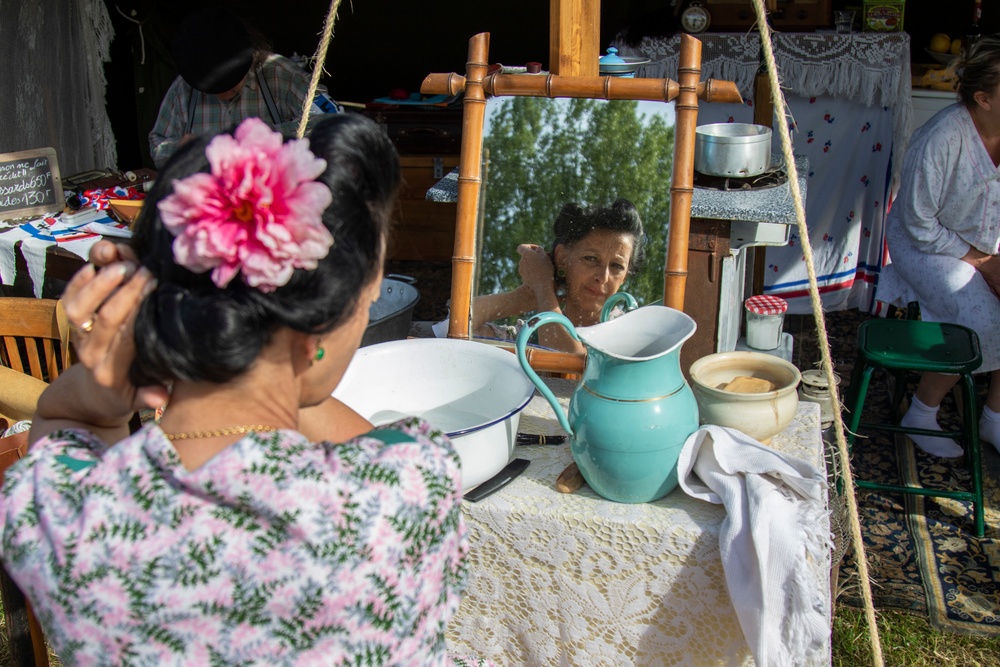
[333,338,535,490]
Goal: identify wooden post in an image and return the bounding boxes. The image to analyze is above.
[755,1,777,128]
[549,0,600,76]
[753,78,774,128]
[447,33,490,340]
[750,24,776,297]
[663,34,702,311]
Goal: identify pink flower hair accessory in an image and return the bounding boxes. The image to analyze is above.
[157,117,334,292]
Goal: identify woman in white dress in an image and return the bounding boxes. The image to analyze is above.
[877,36,1000,457]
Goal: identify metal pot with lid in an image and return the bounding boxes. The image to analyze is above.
[694,123,772,178]
[598,47,650,78]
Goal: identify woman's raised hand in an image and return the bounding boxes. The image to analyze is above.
[58,250,167,421]
[29,241,169,445]
[517,244,555,295]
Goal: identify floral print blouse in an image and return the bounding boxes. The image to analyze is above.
[0,419,493,666]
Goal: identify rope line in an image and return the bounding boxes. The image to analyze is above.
[296,0,344,139]
[749,0,886,664]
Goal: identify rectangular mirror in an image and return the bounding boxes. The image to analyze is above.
[420,32,742,372]
[472,96,676,337]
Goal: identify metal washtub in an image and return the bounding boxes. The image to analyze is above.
[361,275,420,347]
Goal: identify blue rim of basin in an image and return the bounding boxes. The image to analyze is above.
[445,393,534,438]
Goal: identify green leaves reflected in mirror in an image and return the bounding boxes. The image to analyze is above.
[476,97,676,318]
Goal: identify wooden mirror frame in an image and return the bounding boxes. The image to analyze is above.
[421,32,741,373]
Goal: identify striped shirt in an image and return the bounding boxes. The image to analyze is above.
[149,53,339,168]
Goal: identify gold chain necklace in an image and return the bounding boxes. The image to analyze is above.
[163,425,279,441]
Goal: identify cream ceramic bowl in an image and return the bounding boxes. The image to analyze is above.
[332,338,535,489]
[688,351,801,444]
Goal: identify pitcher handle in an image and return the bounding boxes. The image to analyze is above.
[600,292,638,322]
[515,312,578,436]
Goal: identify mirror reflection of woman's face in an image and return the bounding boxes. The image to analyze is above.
[555,229,635,321]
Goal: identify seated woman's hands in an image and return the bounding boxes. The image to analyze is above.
[978,255,1000,297]
[961,246,1000,297]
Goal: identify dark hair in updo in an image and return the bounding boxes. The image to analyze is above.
[958,35,1000,106]
[552,198,646,280]
[129,114,399,386]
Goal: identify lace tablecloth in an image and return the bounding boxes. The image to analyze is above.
[447,379,829,666]
[616,32,914,314]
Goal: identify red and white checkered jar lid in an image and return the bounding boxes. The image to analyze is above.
[744,294,788,315]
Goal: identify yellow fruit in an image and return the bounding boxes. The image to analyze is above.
[929,33,951,53]
[950,38,962,55]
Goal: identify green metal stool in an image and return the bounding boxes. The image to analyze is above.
[843,319,985,537]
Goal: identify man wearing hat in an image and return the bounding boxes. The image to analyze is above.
[149,7,339,168]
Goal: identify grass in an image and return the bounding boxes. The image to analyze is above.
[832,606,1000,667]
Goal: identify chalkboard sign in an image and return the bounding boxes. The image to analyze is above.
[0,148,65,221]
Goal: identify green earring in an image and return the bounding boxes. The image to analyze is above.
[557,268,566,278]
[315,345,325,361]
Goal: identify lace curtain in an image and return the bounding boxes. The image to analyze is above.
[0,0,116,175]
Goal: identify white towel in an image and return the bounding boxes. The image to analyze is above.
[678,425,832,667]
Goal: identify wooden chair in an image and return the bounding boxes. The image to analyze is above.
[0,299,64,666]
[0,298,72,384]
[0,298,140,425]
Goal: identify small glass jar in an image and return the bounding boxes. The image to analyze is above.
[744,295,788,351]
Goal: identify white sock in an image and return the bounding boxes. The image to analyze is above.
[900,395,963,458]
[979,406,1000,454]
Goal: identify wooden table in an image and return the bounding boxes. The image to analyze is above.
[0,226,88,298]
[447,379,830,666]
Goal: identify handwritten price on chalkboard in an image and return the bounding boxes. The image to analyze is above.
[0,170,54,205]
[0,148,64,221]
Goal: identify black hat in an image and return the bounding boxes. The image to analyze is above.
[171,7,254,95]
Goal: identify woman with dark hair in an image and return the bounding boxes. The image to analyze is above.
[470,198,645,353]
[876,35,1000,458]
[0,114,492,666]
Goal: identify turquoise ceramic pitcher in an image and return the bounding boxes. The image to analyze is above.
[515,293,699,503]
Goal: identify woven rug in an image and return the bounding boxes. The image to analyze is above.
[838,426,1000,634]
[900,432,1000,634]
[804,311,1000,636]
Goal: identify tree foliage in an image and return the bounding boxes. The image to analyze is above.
[477,97,675,306]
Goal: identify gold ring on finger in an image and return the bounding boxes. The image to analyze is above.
[78,317,96,334]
